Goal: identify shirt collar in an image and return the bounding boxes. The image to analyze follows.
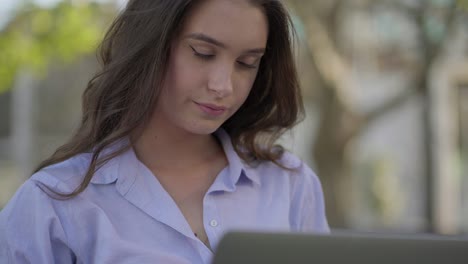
[89,129,261,188]
[90,138,132,185]
[213,129,261,189]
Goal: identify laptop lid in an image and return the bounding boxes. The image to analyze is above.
[212,231,468,264]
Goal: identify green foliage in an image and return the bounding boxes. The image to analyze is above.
[457,0,468,10]
[0,2,112,94]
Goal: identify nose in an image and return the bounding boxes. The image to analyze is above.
[207,64,233,98]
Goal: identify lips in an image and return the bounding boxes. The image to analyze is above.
[194,101,227,116]
[197,103,226,111]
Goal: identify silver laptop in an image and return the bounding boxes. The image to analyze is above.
[212,231,468,264]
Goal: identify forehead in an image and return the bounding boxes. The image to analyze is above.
[180,0,268,49]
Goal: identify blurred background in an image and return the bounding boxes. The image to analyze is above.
[1,0,467,235]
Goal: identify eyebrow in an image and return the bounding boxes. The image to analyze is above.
[185,33,266,54]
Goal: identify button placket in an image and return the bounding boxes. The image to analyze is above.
[203,194,222,249]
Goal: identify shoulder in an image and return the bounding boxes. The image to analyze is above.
[0,154,91,244]
[275,152,330,232]
[244,151,329,232]
[277,150,303,169]
[0,153,91,221]
[243,150,323,194]
[0,179,68,242]
[0,179,60,221]
[0,178,75,262]
[273,151,323,194]
[280,151,321,187]
[252,150,320,185]
[31,153,92,193]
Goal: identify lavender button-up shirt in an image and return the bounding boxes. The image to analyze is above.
[0,130,329,263]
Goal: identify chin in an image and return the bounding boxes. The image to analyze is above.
[184,122,222,135]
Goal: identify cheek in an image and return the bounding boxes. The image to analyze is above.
[239,86,252,103]
[164,46,202,94]
[164,63,196,99]
[178,69,206,99]
[236,74,257,101]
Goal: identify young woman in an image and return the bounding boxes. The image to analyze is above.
[0,0,329,263]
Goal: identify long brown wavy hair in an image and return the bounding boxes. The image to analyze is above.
[35,0,304,198]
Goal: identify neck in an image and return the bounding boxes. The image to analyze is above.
[131,121,223,174]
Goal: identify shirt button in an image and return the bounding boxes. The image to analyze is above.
[210,220,218,227]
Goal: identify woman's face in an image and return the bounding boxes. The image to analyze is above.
[153,0,268,135]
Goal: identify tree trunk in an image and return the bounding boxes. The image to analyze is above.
[312,86,359,227]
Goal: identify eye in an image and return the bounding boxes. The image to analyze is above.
[237,61,258,69]
[237,55,262,69]
[190,45,214,59]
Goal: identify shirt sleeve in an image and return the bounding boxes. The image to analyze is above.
[0,179,76,264]
[289,162,330,233]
